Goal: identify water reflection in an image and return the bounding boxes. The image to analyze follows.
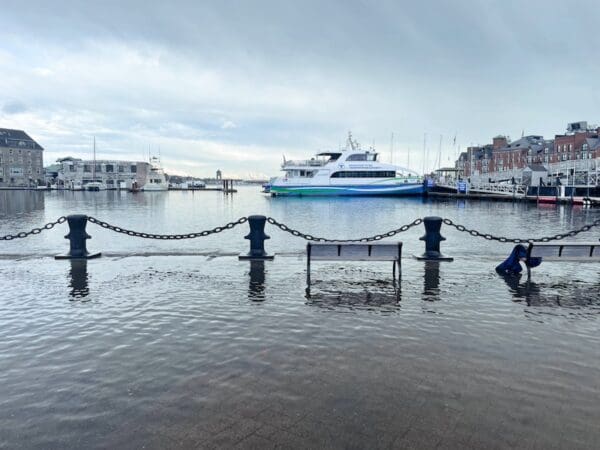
[422,261,441,302]
[0,191,45,216]
[499,272,600,309]
[69,260,90,300]
[248,260,266,301]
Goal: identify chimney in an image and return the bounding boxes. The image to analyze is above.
[493,135,508,150]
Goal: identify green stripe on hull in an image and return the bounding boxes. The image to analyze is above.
[270,184,424,196]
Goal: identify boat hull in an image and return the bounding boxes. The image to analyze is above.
[270,183,425,196]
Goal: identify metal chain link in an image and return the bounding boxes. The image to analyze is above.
[87,216,248,239]
[442,217,600,244]
[266,217,423,242]
[0,216,67,241]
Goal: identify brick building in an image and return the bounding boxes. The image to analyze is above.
[0,128,44,187]
[552,127,600,164]
[455,122,600,180]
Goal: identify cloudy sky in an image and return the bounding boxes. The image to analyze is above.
[1,0,599,178]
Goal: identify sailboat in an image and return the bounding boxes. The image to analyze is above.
[85,137,106,191]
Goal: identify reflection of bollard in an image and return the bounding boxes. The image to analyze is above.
[248,260,266,301]
[55,215,101,260]
[413,216,453,261]
[69,260,90,299]
[239,215,274,260]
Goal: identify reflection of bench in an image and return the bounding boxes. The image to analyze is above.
[526,242,600,278]
[306,242,402,289]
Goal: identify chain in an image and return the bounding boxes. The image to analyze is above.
[0,216,67,241]
[266,217,423,242]
[442,217,600,244]
[87,216,248,239]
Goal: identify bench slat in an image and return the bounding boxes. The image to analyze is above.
[529,242,600,260]
[309,243,401,261]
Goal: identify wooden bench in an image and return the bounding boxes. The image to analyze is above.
[526,242,600,278]
[306,242,402,290]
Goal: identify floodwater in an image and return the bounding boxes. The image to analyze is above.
[0,187,599,449]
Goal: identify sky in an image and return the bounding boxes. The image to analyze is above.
[1,0,599,178]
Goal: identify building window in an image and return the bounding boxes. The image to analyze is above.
[69,165,75,172]
[95,164,102,173]
[105,164,114,173]
[118,165,125,173]
[130,165,137,173]
[83,165,91,172]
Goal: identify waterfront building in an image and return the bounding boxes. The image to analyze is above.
[0,128,44,187]
[455,121,600,184]
[56,157,151,190]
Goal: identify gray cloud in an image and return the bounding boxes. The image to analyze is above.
[1,0,599,176]
[2,101,28,115]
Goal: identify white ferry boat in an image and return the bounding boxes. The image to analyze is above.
[270,133,424,196]
[142,157,168,191]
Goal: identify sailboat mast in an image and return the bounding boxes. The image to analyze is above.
[422,133,427,175]
[92,136,96,181]
[437,134,442,170]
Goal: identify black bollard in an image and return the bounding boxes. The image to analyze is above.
[239,215,274,260]
[413,216,453,261]
[55,214,101,260]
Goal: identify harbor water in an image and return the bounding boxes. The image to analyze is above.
[1,187,599,449]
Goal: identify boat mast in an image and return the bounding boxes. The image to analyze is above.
[92,136,96,182]
[389,132,394,164]
[422,133,427,175]
[437,134,442,170]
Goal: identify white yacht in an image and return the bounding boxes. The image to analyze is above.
[142,157,168,191]
[85,181,106,191]
[270,133,424,196]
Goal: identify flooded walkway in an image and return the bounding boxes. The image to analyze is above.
[1,189,599,448]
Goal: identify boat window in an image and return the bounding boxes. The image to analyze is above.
[331,171,396,178]
[346,154,367,161]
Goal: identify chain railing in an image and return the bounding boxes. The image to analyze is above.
[267,217,423,242]
[442,217,600,244]
[1,214,599,250]
[0,216,66,241]
[86,216,248,240]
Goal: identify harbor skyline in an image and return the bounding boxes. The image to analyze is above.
[1,0,600,178]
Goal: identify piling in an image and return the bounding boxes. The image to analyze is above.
[55,215,101,260]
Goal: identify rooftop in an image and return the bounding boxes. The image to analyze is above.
[0,128,44,150]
